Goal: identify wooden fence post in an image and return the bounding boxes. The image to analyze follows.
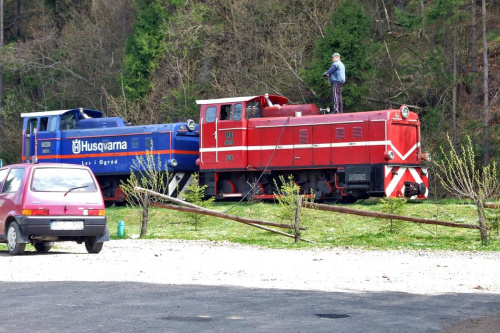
[140,193,149,238]
[294,195,303,243]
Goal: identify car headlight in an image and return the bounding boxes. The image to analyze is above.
[186,119,196,131]
[384,151,395,160]
[400,105,409,119]
[168,159,178,167]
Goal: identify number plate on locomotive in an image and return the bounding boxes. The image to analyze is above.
[349,174,366,181]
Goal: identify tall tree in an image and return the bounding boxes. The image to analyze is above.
[123,0,169,102]
[304,0,373,111]
[471,0,479,117]
[0,0,3,159]
[481,0,489,165]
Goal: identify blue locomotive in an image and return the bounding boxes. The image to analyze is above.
[21,108,199,203]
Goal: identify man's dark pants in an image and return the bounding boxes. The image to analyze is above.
[331,81,344,113]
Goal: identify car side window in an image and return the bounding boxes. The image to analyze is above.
[2,168,25,193]
[0,168,9,191]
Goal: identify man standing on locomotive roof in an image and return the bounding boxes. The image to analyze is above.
[322,52,345,113]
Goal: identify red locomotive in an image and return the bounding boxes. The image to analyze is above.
[196,94,429,203]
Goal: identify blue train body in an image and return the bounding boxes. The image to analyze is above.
[21,108,199,202]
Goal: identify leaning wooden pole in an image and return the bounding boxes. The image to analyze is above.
[135,187,314,243]
[484,202,500,209]
[303,202,481,230]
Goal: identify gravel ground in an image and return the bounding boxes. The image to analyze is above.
[2,239,500,295]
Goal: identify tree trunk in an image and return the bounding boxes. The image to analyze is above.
[140,193,149,238]
[452,26,457,144]
[471,0,479,117]
[482,0,489,166]
[294,196,303,243]
[0,0,3,154]
[475,198,489,244]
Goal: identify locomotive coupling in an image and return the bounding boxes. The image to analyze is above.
[404,181,427,197]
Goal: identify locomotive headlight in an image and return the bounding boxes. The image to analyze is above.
[168,159,178,167]
[186,119,196,131]
[384,150,395,160]
[400,105,409,119]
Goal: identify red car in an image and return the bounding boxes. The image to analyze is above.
[0,163,109,255]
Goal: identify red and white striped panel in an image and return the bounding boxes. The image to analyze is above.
[384,166,428,199]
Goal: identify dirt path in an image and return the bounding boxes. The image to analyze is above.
[2,239,500,295]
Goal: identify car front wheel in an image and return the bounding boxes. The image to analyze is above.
[7,222,26,256]
[85,237,103,254]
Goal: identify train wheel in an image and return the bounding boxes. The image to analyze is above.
[340,196,358,204]
[218,180,235,194]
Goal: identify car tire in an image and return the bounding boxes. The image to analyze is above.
[34,242,52,253]
[85,238,103,254]
[7,222,26,256]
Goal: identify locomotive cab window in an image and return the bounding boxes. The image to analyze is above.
[27,118,38,135]
[60,112,77,130]
[245,101,261,119]
[48,116,57,132]
[233,104,242,121]
[220,105,232,121]
[205,106,217,123]
[39,117,49,131]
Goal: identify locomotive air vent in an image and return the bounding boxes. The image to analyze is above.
[335,128,345,139]
[353,127,362,138]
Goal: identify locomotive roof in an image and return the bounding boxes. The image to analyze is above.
[196,96,258,105]
[196,94,290,105]
[21,108,103,118]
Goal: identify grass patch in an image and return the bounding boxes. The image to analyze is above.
[103,199,500,251]
[2,199,499,252]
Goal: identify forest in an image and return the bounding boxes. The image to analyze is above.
[0,0,498,197]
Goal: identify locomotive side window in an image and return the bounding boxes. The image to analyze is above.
[39,117,49,131]
[145,137,153,149]
[245,101,261,119]
[205,106,217,123]
[220,105,232,121]
[27,119,38,134]
[132,138,139,149]
[233,104,242,121]
[48,116,57,132]
[60,112,76,130]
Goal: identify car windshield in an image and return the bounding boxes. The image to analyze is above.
[31,167,97,192]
